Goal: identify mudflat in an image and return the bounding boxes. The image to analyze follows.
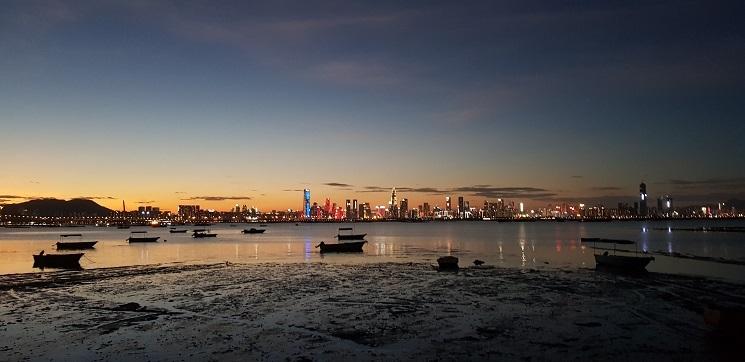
[1,262,743,361]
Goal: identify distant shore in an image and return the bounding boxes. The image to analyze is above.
[1,262,743,360]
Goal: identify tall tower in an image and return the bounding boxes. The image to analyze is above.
[390,188,398,219]
[303,189,311,219]
[639,182,648,217]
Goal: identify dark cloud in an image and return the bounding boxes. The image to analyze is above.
[181,196,252,201]
[571,176,583,179]
[174,191,187,194]
[666,177,745,188]
[283,189,304,192]
[77,196,116,200]
[324,182,354,188]
[0,195,27,199]
[359,185,555,199]
[136,200,156,204]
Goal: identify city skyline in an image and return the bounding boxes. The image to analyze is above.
[2,1,744,212]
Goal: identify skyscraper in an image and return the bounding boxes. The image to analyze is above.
[458,196,464,218]
[400,198,408,219]
[446,197,451,213]
[303,189,311,219]
[345,199,352,220]
[390,188,398,219]
[639,182,648,217]
[352,199,358,219]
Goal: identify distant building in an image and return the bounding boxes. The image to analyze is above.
[303,189,311,218]
[640,183,647,213]
[178,205,200,219]
[400,198,408,219]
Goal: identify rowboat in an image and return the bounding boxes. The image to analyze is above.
[33,252,83,269]
[316,240,366,253]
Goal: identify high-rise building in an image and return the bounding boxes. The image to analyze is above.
[446,197,451,212]
[423,202,430,218]
[345,199,352,219]
[400,198,409,219]
[303,189,311,218]
[639,182,648,217]
[458,197,464,218]
[390,188,398,218]
[352,199,358,219]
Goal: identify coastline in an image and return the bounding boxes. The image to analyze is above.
[2,262,744,360]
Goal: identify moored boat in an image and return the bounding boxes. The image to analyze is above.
[169,228,188,233]
[585,237,654,271]
[594,253,654,270]
[316,240,366,253]
[336,227,366,240]
[242,228,266,234]
[127,231,160,243]
[56,234,97,250]
[192,229,217,238]
[33,251,84,269]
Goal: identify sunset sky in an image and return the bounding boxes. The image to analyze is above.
[1,0,744,212]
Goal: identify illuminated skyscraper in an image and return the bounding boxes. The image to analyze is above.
[400,198,408,219]
[446,197,451,212]
[639,182,648,217]
[390,188,398,219]
[303,189,311,218]
[345,199,351,219]
[458,197,464,218]
[352,199,358,219]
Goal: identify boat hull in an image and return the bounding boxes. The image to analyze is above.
[319,241,366,253]
[169,230,188,233]
[594,254,653,271]
[193,233,217,238]
[242,229,266,234]
[56,241,97,250]
[33,253,83,269]
[127,237,160,243]
[337,233,366,241]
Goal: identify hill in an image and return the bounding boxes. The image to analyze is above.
[0,198,113,217]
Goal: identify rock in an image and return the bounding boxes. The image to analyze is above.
[437,256,459,271]
[473,259,485,266]
[113,302,142,311]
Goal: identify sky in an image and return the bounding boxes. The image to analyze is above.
[1,0,744,212]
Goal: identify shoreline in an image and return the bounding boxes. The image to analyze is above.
[2,262,744,360]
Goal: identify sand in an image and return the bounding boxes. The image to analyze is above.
[1,262,744,361]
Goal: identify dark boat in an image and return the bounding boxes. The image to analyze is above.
[584,237,654,271]
[127,231,160,243]
[336,227,366,240]
[316,240,366,253]
[169,229,188,233]
[56,234,97,250]
[117,225,130,229]
[259,224,268,227]
[33,252,83,269]
[242,228,266,234]
[192,229,217,238]
[594,253,654,270]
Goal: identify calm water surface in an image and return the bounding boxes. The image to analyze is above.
[1,220,744,281]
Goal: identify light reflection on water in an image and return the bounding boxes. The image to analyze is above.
[1,220,745,281]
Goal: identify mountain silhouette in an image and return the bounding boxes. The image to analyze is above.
[0,198,113,217]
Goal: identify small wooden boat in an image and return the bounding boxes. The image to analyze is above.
[594,253,654,270]
[435,256,460,271]
[169,229,188,233]
[33,252,83,269]
[127,231,160,243]
[192,229,217,238]
[316,241,366,253]
[242,228,266,234]
[585,237,654,271]
[336,227,366,240]
[259,224,268,227]
[56,234,97,250]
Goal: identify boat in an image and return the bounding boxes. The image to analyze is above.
[192,229,217,238]
[336,227,366,240]
[169,228,188,233]
[259,224,268,227]
[242,228,266,234]
[594,253,654,270]
[33,251,83,269]
[316,240,366,253]
[117,225,130,229]
[127,231,160,243]
[56,234,97,250]
[584,237,654,271]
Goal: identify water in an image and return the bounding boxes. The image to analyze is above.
[2,220,744,281]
